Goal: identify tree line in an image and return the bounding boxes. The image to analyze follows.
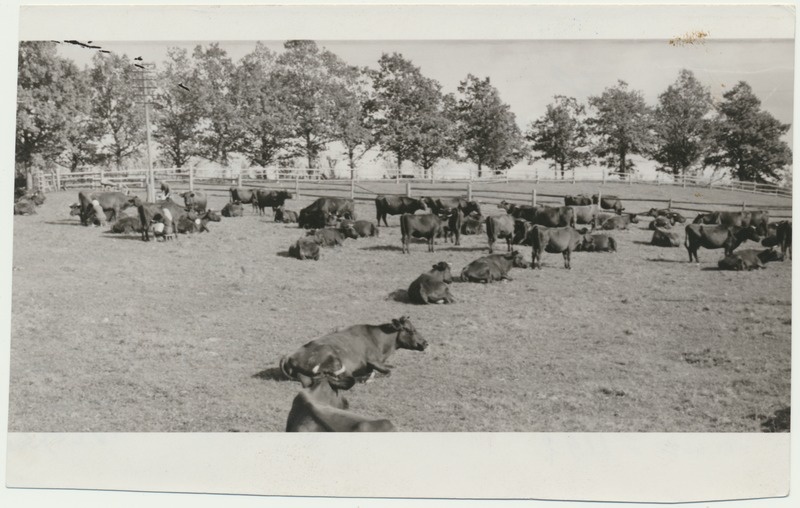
[16,40,792,185]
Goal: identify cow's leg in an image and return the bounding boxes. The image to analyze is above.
[564,250,571,269]
[429,237,435,252]
[367,361,392,374]
[506,237,512,252]
[455,230,461,246]
[488,239,494,254]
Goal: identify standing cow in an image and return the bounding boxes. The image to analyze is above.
[530,225,585,269]
[400,213,447,254]
[374,195,427,227]
[684,224,761,263]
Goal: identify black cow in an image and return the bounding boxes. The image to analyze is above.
[422,196,481,217]
[497,200,538,222]
[299,208,337,229]
[408,261,455,304]
[461,214,484,235]
[254,189,292,216]
[289,237,321,260]
[339,220,379,238]
[746,210,771,236]
[229,187,258,212]
[592,194,624,213]
[486,214,516,253]
[285,376,395,432]
[684,224,761,263]
[374,195,427,227]
[302,197,356,222]
[599,213,639,230]
[564,194,592,206]
[648,217,672,230]
[512,219,534,246]
[776,221,792,259]
[646,208,685,224]
[400,213,447,254]
[443,208,464,246]
[109,215,142,233]
[13,199,37,215]
[280,316,427,387]
[78,191,135,226]
[577,233,617,252]
[177,209,222,233]
[651,228,681,247]
[221,201,244,217]
[180,191,207,213]
[274,205,299,223]
[530,225,584,269]
[460,251,528,282]
[17,190,45,206]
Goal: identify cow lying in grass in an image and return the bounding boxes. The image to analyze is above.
[176,210,222,233]
[339,219,379,238]
[289,237,321,260]
[274,205,298,223]
[221,201,244,217]
[408,261,455,304]
[576,233,617,252]
[718,248,783,271]
[280,316,427,388]
[285,375,395,432]
[460,251,528,282]
[651,228,681,247]
[306,225,358,247]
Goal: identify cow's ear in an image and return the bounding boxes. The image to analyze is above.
[391,319,401,330]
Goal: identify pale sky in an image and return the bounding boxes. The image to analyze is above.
[54,39,794,178]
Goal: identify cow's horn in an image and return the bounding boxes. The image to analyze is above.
[332,366,346,375]
[312,364,320,374]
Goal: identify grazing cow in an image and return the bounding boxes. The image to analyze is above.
[684,224,761,263]
[77,191,135,226]
[229,187,258,212]
[400,213,447,254]
[422,196,481,217]
[599,213,639,230]
[221,201,244,217]
[274,205,299,223]
[254,189,292,216]
[302,197,356,222]
[374,195,427,227]
[592,194,624,213]
[339,220,379,238]
[570,204,600,226]
[408,261,455,304]
[497,200,538,222]
[279,316,427,387]
[110,215,143,234]
[13,199,37,215]
[460,251,528,282]
[646,208,685,224]
[577,233,617,252]
[307,226,358,247]
[289,237,321,260]
[461,214,484,235]
[180,191,207,213]
[176,209,222,233]
[486,214,517,253]
[564,194,592,206]
[717,249,781,271]
[530,225,585,269]
[443,208,464,246]
[651,228,681,247]
[285,376,395,432]
[648,217,672,230]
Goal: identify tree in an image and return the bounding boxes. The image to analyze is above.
[191,43,242,166]
[233,42,291,169]
[587,80,654,177]
[89,52,144,170]
[53,67,100,172]
[329,65,375,174]
[525,95,591,180]
[705,81,792,183]
[455,75,526,178]
[370,53,453,178]
[652,69,715,177]
[153,47,202,168]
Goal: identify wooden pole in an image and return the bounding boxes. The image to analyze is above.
[682,172,686,188]
[350,178,355,200]
[742,201,746,211]
[531,189,537,207]
[295,175,300,199]
[237,171,243,188]
[668,198,672,210]
[602,170,606,185]
[467,181,473,201]
[189,166,194,191]
[406,181,412,198]
[535,167,539,184]
[55,168,61,191]
[572,169,576,184]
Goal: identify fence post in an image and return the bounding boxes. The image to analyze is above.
[505,170,509,184]
[406,182,412,198]
[531,189,537,207]
[237,171,243,188]
[295,175,300,199]
[572,169,576,184]
[350,178,355,200]
[602,171,606,185]
[467,181,473,201]
[742,201,746,211]
[752,181,757,194]
[628,173,632,186]
[55,168,61,191]
[99,169,104,190]
[668,198,672,210]
[535,168,539,184]
[189,166,194,191]
[597,190,602,211]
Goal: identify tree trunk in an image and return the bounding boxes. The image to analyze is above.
[619,148,627,178]
[477,161,482,178]
[560,163,565,180]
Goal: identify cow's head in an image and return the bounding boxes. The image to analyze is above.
[129,196,144,207]
[759,248,783,263]
[340,223,359,240]
[431,261,453,283]
[391,316,427,351]
[627,213,639,224]
[203,210,222,222]
[497,200,512,212]
[506,250,529,269]
[69,203,81,216]
[464,200,481,216]
[735,225,761,243]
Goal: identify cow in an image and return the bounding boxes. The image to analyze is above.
[302,197,356,222]
[651,228,681,247]
[646,208,685,225]
[17,189,45,206]
[132,197,190,242]
[530,205,576,228]
[77,191,135,226]
[569,204,599,226]
[109,215,143,234]
[592,194,624,213]
[564,194,592,206]
[408,261,455,304]
[718,248,784,271]
[443,208,464,246]
[339,220,379,238]
[274,205,299,223]
[180,191,207,213]
[289,237,321,260]
[497,200,538,222]
[530,225,585,269]
[746,210,771,236]
[374,195,428,227]
[299,208,339,229]
[229,187,258,212]
[422,196,481,217]
[598,213,639,230]
[307,226,358,247]
[684,224,761,263]
[221,201,244,217]
[254,189,292,216]
[13,199,37,215]
[593,211,618,228]
[461,214,484,235]
[512,219,534,246]
[648,217,672,230]
[460,251,528,282]
[285,375,395,432]
[279,316,427,388]
[776,221,792,259]
[400,213,447,254]
[176,209,222,233]
[486,214,516,253]
[577,233,617,252]
[693,211,750,229]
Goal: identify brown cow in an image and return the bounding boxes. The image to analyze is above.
[684,224,761,263]
[530,225,584,269]
[460,251,528,282]
[400,213,448,254]
[486,214,516,253]
[408,261,455,304]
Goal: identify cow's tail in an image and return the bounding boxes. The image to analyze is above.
[609,236,617,252]
[279,356,295,381]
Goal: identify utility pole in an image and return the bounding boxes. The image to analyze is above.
[134,62,157,201]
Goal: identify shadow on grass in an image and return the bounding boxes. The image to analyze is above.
[276,250,293,258]
[761,406,790,432]
[645,257,687,263]
[101,233,150,242]
[253,367,292,382]
[387,288,411,303]
[360,244,403,252]
[439,245,488,252]
[44,220,83,227]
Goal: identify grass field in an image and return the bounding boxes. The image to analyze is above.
[8,184,791,432]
